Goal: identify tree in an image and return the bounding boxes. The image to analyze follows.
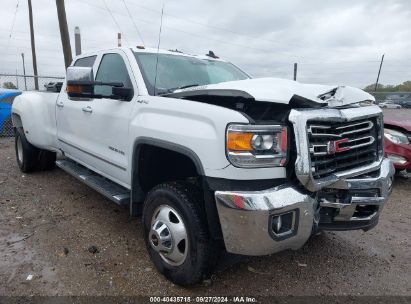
[364,81,411,92]
[364,83,385,92]
[398,81,411,91]
[2,82,18,89]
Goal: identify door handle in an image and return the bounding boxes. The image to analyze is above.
[82,106,93,113]
[56,101,64,108]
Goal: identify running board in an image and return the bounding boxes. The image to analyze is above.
[56,159,130,206]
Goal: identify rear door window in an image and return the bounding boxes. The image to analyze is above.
[73,55,97,67]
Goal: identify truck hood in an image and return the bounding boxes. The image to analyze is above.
[383,109,411,132]
[167,77,375,108]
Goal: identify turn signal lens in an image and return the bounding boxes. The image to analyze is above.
[227,132,254,151]
[66,84,83,94]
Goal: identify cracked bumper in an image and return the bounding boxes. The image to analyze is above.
[214,158,394,256]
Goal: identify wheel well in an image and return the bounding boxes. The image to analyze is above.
[11,113,23,128]
[130,141,223,240]
[135,144,201,194]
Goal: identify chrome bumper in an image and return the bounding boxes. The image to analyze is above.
[214,158,394,256]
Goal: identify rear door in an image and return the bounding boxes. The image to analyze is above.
[56,54,98,167]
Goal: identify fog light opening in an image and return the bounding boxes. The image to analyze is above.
[270,211,297,239]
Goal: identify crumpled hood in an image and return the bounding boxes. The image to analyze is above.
[169,77,375,107]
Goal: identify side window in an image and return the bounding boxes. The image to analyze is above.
[94,53,132,96]
[74,55,97,67]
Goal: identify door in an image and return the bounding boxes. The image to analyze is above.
[57,52,136,187]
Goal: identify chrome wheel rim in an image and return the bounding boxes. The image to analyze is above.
[17,136,23,164]
[149,205,188,266]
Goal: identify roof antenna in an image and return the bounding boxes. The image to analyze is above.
[154,3,165,96]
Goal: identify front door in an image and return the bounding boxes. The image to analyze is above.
[57,51,136,187]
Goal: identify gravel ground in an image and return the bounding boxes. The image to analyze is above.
[0,137,410,297]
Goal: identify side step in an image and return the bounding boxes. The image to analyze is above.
[56,159,130,205]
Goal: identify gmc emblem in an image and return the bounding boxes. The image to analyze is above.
[326,138,350,155]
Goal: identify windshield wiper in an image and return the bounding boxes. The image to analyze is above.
[176,84,200,90]
[160,84,200,95]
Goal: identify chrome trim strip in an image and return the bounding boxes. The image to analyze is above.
[58,139,127,171]
[308,120,374,138]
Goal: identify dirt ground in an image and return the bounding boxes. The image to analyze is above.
[0,137,410,297]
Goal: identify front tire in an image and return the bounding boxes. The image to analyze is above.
[143,181,216,286]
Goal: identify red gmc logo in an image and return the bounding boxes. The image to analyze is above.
[327,138,350,155]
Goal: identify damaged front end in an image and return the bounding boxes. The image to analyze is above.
[168,78,394,256]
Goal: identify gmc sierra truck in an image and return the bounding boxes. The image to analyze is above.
[11,47,395,286]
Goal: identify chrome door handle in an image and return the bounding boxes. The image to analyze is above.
[82,106,93,113]
[56,101,64,108]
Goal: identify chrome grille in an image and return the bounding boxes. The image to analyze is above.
[307,118,380,179]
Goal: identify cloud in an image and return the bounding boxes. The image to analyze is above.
[0,0,410,88]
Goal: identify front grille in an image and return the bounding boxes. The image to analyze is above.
[307,118,380,179]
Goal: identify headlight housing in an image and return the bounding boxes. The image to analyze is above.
[384,128,410,145]
[226,124,288,168]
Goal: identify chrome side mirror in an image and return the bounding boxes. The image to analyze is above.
[66,66,94,86]
[66,67,95,98]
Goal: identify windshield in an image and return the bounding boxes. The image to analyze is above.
[134,52,250,95]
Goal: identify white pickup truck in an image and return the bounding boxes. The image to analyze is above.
[12,47,394,286]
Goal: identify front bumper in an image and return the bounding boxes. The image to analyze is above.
[214,158,394,256]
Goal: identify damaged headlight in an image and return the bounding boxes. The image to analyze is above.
[384,128,410,145]
[226,124,288,168]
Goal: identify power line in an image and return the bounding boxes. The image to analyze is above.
[8,0,20,39]
[121,0,145,45]
[6,0,20,54]
[70,0,308,59]
[121,0,380,55]
[101,0,130,46]
[69,0,411,63]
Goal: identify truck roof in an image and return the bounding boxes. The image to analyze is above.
[77,47,226,62]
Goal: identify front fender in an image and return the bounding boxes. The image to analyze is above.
[128,96,249,173]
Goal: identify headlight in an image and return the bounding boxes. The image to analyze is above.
[384,128,410,145]
[226,124,288,168]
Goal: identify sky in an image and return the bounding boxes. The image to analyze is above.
[1,0,411,88]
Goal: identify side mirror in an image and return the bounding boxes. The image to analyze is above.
[66,66,95,98]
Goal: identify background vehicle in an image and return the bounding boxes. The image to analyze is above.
[11,47,394,286]
[0,89,21,137]
[379,101,402,109]
[385,94,411,109]
[383,109,411,174]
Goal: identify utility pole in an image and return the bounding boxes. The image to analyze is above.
[74,26,82,56]
[21,53,27,90]
[27,0,39,90]
[16,69,19,90]
[118,33,122,47]
[293,63,298,81]
[374,54,385,92]
[56,0,72,69]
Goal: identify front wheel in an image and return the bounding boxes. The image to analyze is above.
[143,181,217,286]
